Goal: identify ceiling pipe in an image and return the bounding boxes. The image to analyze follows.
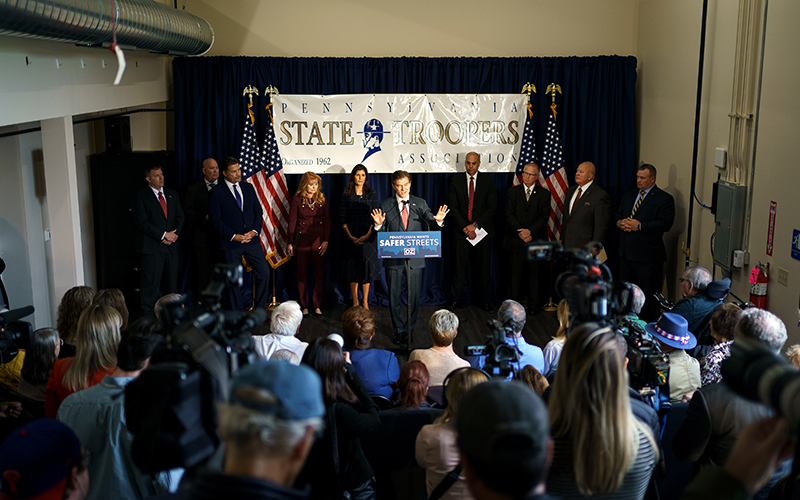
[0,0,213,56]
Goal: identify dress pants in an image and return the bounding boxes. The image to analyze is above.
[451,236,491,304]
[295,234,324,309]
[618,258,664,322]
[139,247,178,318]
[223,241,270,311]
[386,265,422,337]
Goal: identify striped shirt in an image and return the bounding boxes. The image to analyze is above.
[547,427,657,500]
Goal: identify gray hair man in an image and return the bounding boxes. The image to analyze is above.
[182,360,325,498]
[674,308,791,497]
[456,380,553,500]
[672,266,730,338]
[620,283,648,332]
[468,300,545,376]
[252,301,307,360]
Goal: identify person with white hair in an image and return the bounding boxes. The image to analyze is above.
[672,266,728,333]
[408,309,470,386]
[252,301,307,360]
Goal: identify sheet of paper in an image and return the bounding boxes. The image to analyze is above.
[468,227,488,246]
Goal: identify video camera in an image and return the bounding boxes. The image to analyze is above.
[125,263,265,474]
[465,319,521,378]
[0,306,34,365]
[526,241,669,394]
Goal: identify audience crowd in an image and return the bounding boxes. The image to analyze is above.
[0,273,797,500]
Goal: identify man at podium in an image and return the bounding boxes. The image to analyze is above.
[371,170,449,345]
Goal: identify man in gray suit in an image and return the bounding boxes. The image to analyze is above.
[371,170,449,345]
[560,161,610,254]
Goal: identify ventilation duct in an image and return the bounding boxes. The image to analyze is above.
[0,0,213,56]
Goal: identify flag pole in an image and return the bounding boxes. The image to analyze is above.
[542,83,563,313]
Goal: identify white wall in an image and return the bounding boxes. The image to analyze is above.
[184,0,640,57]
[637,0,800,344]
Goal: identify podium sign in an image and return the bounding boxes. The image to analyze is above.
[378,231,441,259]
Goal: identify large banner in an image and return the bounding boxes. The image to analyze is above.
[273,94,528,174]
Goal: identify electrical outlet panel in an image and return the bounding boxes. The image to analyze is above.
[778,268,789,286]
[713,180,747,270]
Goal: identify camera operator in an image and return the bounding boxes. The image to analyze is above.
[673,308,790,499]
[160,360,326,499]
[620,283,648,333]
[468,300,544,376]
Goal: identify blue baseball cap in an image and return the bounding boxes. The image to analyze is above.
[0,418,82,500]
[229,360,325,420]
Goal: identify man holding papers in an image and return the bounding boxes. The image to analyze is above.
[447,152,497,312]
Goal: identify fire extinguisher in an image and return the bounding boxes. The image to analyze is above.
[749,263,769,309]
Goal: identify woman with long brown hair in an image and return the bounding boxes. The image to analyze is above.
[339,164,380,308]
[288,171,331,316]
[298,338,380,500]
[55,285,95,358]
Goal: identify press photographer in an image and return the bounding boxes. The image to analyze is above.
[124,263,266,477]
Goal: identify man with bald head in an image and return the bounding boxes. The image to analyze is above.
[447,152,497,312]
[183,157,222,295]
[560,161,610,254]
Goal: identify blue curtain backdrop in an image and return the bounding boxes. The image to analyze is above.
[173,56,638,308]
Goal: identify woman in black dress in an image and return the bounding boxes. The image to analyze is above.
[339,165,380,309]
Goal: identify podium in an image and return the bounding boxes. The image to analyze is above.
[377,231,441,350]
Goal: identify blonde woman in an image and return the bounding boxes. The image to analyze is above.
[547,323,657,499]
[415,367,490,500]
[45,305,122,417]
[288,172,330,316]
[542,299,570,377]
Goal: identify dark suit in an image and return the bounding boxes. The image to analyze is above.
[132,187,184,318]
[503,183,550,306]
[378,195,439,338]
[447,173,497,305]
[208,181,270,311]
[560,182,611,251]
[615,184,675,321]
[183,179,222,296]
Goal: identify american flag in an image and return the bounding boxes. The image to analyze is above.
[537,111,568,241]
[240,102,291,268]
[513,103,536,186]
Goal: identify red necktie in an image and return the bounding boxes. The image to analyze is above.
[468,176,475,222]
[158,191,167,218]
[570,187,583,214]
[401,201,409,229]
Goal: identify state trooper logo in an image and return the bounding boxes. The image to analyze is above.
[357,118,391,163]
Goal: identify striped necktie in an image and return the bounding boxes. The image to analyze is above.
[631,190,646,217]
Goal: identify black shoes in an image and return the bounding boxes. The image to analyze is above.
[480,302,494,313]
[449,301,463,312]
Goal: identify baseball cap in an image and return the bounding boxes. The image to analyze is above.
[0,418,82,500]
[456,380,549,463]
[229,360,324,420]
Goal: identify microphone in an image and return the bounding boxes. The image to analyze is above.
[408,202,432,231]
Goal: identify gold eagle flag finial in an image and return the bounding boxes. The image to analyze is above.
[546,83,562,121]
[522,82,537,119]
[263,86,281,126]
[521,82,536,101]
[243,85,259,125]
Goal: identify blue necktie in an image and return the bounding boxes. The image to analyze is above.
[234,184,242,210]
